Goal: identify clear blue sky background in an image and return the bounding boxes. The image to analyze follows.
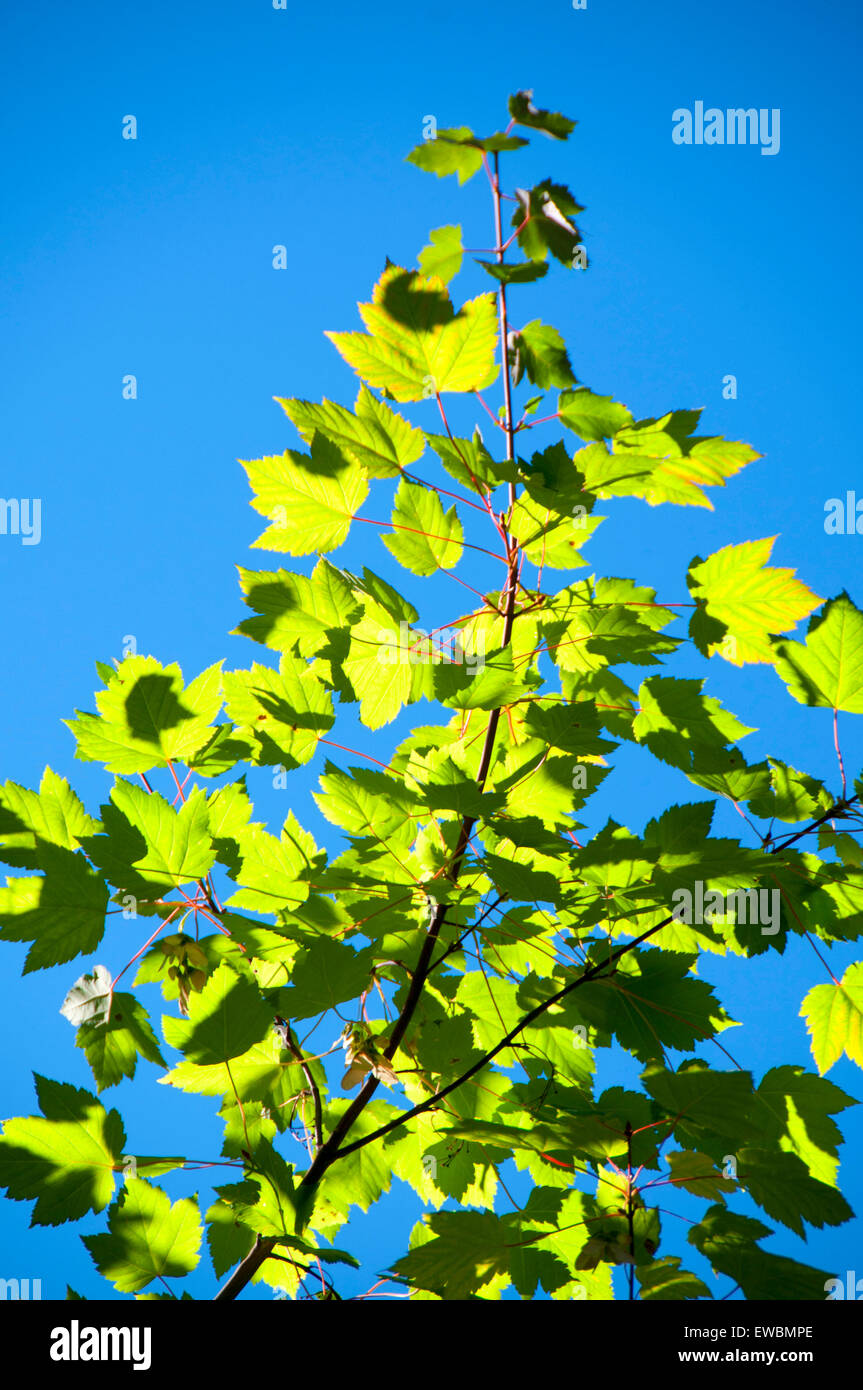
[1,0,862,1300]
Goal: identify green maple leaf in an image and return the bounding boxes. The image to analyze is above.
[242,432,368,555]
[162,963,273,1064]
[386,1117,499,1211]
[510,320,576,389]
[406,127,485,184]
[418,224,464,283]
[315,762,419,840]
[0,767,101,869]
[510,479,602,570]
[390,1210,511,1298]
[205,779,260,864]
[687,537,821,665]
[231,1142,300,1238]
[558,387,634,442]
[607,413,761,508]
[735,1145,853,1237]
[756,1066,855,1188]
[65,657,223,775]
[800,963,863,1074]
[339,599,421,730]
[275,937,375,1021]
[575,950,735,1062]
[475,259,549,285]
[76,994,166,1092]
[83,1178,201,1292]
[406,128,526,186]
[82,781,215,894]
[748,759,832,825]
[382,478,464,575]
[539,577,676,677]
[665,1151,738,1202]
[235,558,360,659]
[0,845,108,973]
[316,1100,401,1216]
[433,647,542,711]
[643,1063,766,1141]
[633,676,755,772]
[326,265,498,401]
[0,1076,125,1225]
[223,655,334,768]
[277,385,424,480]
[225,823,313,915]
[507,91,576,140]
[577,417,760,508]
[637,1256,712,1301]
[205,1198,256,1278]
[425,428,513,493]
[161,1036,312,1109]
[689,1206,831,1300]
[772,592,863,713]
[513,181,584,265]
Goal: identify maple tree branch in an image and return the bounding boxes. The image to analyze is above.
[492,149,516,493]
[332,909,679,1163]
[331,795,857,1164]
[214,158,526,1302]
[428,895,506,973]
[769,794,858,852]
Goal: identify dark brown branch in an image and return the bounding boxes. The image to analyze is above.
[332,909,678,1162]
[331,794,858,1163]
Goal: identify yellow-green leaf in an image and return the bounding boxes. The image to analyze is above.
[688,537,822,665]
[276,386,424,480]
[382,479,463,575]
[0,1076,125,1225]
[800,963,863,1074]
[82,1178,201,1292]
[773,593,863,713]
[241,434,368,555]
[326,265,498,402]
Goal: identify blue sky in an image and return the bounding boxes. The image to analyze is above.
[1,0,862,1300]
